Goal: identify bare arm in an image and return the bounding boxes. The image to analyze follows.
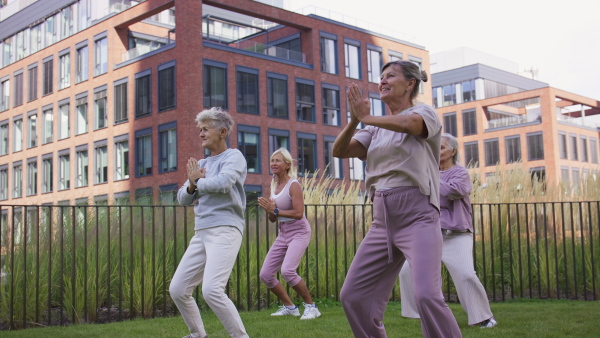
[332,119,368,159]
[359,113,427,137]
[257,182,304,222]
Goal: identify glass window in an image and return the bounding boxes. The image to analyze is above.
[484,139,500,166]
[389,53,402,62]
[76,46,88,83]
[324,137,342,179]
[43,59,53,95]
[579,136,588,162]
[59,53,70,89]
[94,89,107,130]
[570,134,578,161]
[462,80,476,102]
[505,135,521,163]
[344,43,360,79]
[30,24,42,54]
[349,157,364,180]
[590,138,598,164]
[527,133,544,161]
[159,125,177,173]
[443,84,456,106]
[42,108,53,144]
[13,164,23,198]
[0,167,7,200]
[76,149,89,187]
[114,82,128,123]
[114,139,129,181]
[320,37,337,74]
[59,153,70,190]
[297,134,317,175]
[13,72,23,107]
[462,109,477,136]
[443,113,457,137]
[464,141,479,167]
[76,96,88,135]
[42,157,53,193]
[238,127,260,173]
[136,131,152,177]
[27,160,38,196]
[322,86,340,126]
[268,129,289,159]
[236,69,258,114]
[267,74,288,118]
[203,63,227,108]
[13,118,23,152]
[409,57,424,94]
[58,103,69,140]
[158,66,176,111]
[296,81,315,122]
[0,122,7,155]
[45,15,57,46]
[95,144,108,184]
[94,37,108,76]
[28,66,38,102]
[61,6,74,39]
[558,132,567,159]
[135,74,151,117]
[367,49,382,83]
[79,0,91,30]
[0,78,9,111]
[2,37,13,67]
[27,113,37,148]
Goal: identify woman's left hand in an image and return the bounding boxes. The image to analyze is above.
[348,83,371,122]
[258,197,276,214]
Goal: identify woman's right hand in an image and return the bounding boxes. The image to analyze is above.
[347,83,371,122]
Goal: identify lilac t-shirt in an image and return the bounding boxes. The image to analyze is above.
[440,164,473,232]
[352,104,442,209]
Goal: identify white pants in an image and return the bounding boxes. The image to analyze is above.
[400,231,493,325]
[169,226,248,338]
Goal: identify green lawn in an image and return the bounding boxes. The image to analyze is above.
[3,299,599,337]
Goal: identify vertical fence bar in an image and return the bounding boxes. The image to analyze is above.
[525,203,532,298]
[9,206,15,329]
[59,206,65,324]
[324,205,329,299]
[592,202,598,300]
[118,206,123,321]
[516,203,523,298]
[129,205,134,320]
[479,204,487,295]
[315,204,319,299]
[162,206,167,316]
[35,206,40,324]
[83,205,88,322]
[552,203,560,299]
[72,206,77,324]
[533,203,541,298]
[578,202,586,300]
[561,202,570,299]
[343,205,348,275]
[507,203,515,299]
[151,206,156,317]
[334,206,339,301]
[570,202,578,299]
[497,203,505,301]
[543,203,550,299]
[488,204,495,301]
[23,207,28,327]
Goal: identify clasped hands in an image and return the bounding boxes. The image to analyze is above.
[347,83,371,122]
[187,157,206,192]
[257,197,277,215]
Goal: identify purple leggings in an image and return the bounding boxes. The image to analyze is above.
[340,187,461,338]
[260,217,311,289]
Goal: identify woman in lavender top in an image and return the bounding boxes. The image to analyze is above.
[170,107,249,338]
[334,61,461,338]
[400,133,497,328]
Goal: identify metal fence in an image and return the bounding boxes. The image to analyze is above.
[0,201,598,329]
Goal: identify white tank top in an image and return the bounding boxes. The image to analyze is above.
[271,179,300,222]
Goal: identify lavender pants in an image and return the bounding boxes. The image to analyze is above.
[260,217,311,289]
[340,187,461,338]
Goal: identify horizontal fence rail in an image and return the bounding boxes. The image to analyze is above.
[0,201,598,329]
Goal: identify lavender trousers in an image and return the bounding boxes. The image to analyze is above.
[340,187,461,338]
[260,217,311,289]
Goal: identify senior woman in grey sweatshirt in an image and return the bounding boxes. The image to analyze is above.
[169,107,249,338]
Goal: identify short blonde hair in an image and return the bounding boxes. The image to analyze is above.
[195,107,234,136]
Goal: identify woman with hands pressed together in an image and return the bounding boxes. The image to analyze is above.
[170,107,249,338]
[335,61,461,338]
[258,148,321,320]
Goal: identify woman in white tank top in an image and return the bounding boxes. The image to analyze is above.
[257,148,321,320]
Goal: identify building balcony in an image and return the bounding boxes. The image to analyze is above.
[122,31,175,62]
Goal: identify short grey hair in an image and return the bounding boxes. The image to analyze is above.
[442,133,460,165]
[381,60,428,101]
[195,107,234,136]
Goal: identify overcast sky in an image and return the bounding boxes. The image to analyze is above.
[289,0,600,100]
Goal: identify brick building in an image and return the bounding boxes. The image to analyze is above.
[0,0,431,206]
[431,48,600,185]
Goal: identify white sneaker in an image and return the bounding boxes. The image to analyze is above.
[300,303,321,320]
[271,305,300,316]
[479,317,497,328]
